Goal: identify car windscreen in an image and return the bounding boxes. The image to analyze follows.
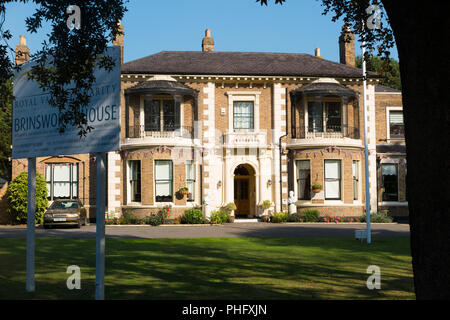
[49,201,80,210]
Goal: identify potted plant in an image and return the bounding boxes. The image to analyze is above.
[223,202,237,221]
[178,187,189,196]
[259,200,273,218]
[311,184,323,193]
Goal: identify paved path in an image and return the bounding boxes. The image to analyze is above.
[0,223,410,239]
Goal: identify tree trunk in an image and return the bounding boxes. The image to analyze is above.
[382,1,450,299]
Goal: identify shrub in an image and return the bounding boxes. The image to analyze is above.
[210,210,231,224]
[261,200,272,210]
[119,210,140,224]
[311,184,322,190]
[145,214,164,226]
[359,212,393,223]
[181,209,204,224]
[223,202,237,212]
[271,212,289,223]
[6,172,49,224]
[302,209,320,222]
[287,212,303,222]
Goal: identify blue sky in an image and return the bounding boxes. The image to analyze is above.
[4,0,398,64]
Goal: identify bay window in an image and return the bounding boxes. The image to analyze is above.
[308,100,342,133]
[145,98,180,132]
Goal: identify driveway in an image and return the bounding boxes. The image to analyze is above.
[0,223,410,239]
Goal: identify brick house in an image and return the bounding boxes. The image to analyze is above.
[9,25,407,222]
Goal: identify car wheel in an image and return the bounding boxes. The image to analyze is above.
[76,220,81,229]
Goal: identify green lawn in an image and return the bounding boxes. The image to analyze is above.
[0,238,415,300]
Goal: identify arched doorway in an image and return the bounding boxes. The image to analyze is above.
[233,164,256,218]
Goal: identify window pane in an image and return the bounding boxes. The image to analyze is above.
[45,164,51,183]
[325,181,340,199]
[54,165,70,182]
[155,161,173,202]
[54,182,71,198]
[72,183,78,198]
[325,160,341,199]
[308,101,323,132]
[163,100,177,131]
[234,101,254,130]
[389,111,404,138]
[382,164,398,201]
[144,99,160,131]
[296,160,311,200]
[325,160,341,179]
[326,102,342,131]
[72,164,78,180]
[155,161,172,180]
[129,161,141,202]
[186,161,195,180]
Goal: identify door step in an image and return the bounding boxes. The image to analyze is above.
[234,218,261,223]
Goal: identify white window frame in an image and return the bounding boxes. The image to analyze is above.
[226,91,261,132]
[386,106,404,140]
[154,159,174,204]
[324,159,342,201]
[127,160,141,204]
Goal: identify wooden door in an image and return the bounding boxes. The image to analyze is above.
[234,178,250,217]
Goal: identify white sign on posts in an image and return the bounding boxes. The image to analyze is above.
[12,46,121,299]
[12,46,121,159]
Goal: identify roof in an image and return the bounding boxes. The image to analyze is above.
[376,144,406,154]
[290,82,358,97]
[125,80,198,96]
[122,51,380,79]
[375,84,401,93]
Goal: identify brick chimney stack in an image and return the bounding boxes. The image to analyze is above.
[315,48,322,58]
[202,29,214,52]
[339,24,355,67]
[113,20,124,64]
[15,35,30,65]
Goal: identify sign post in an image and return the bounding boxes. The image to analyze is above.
[26,157,36,292]
[95,152,106,300]
[13,46,121,299]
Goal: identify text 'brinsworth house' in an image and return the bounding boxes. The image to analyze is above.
[12,26,407,221]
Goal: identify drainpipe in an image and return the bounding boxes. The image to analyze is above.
[279,133,288,212]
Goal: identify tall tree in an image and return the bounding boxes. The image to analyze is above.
[0,0,127,136]
[259,0,450,299]
[356,55,401,90]
[0,78,12,180]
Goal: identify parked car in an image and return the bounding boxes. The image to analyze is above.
[43,200,88,229]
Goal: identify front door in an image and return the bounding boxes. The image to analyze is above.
[234,178,250,217]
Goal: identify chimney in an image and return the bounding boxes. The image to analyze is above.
[339,24,355,66]
[15,35,30,65]
[113,20,124,64]
[202,29,214,52]
[315,48,322,58]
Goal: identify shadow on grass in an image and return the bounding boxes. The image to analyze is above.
[0,237,414,300]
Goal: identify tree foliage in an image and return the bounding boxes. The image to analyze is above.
[0,77,12,180]
[0,0,127,136]
[356,55,401,90]
[6,171,48,224]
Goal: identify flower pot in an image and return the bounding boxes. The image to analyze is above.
[180,189,189,196]
[312,189,322,193]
